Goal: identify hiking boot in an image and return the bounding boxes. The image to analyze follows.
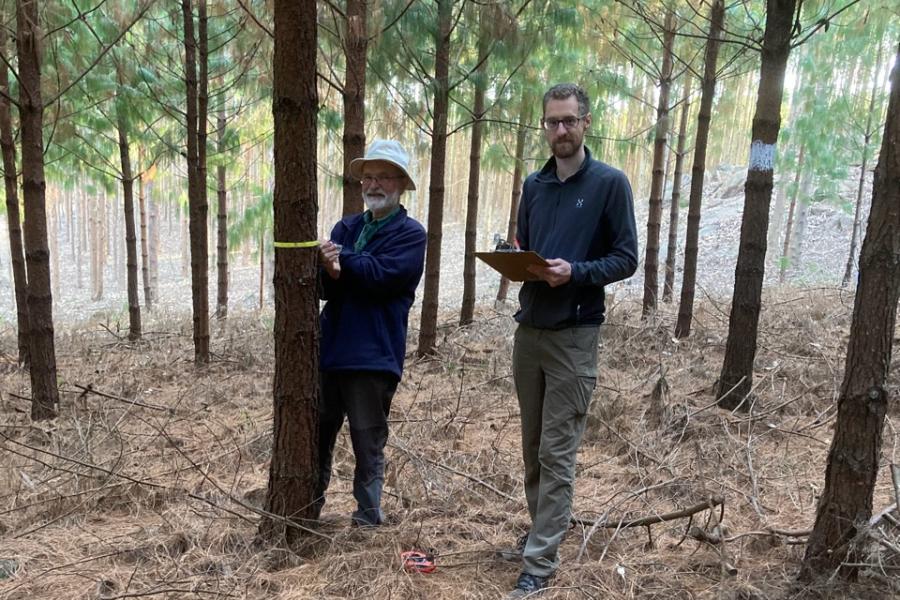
[496,531,529,561]
[505,572,549,598]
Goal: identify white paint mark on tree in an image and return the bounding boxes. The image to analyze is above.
[749,140,776,171]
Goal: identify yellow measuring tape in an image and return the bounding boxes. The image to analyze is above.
[273,240,320,248]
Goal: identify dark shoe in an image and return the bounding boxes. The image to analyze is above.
[496,531,530,561]
[505,572,549,598]
[351,512,399,528]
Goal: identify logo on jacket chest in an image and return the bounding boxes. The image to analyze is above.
[575,198,584,208]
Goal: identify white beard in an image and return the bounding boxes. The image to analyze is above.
[363,190,401,217]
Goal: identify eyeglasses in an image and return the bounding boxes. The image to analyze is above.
[541,115,587,131]
[361,175,406,186]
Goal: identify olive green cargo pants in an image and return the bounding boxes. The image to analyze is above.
[512,324,599,577]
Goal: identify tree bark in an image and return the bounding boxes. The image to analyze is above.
[261,0,319,544]
[77,186,84,289]
[216,105,228,319]
[496,94,530,303]
[641,9,676,318]
[258,227,265,310]
[0,24,29,366]
[417,0,452,357]
[801,43,900,580]
[843,43,884,287]
[17,0,59,420]
[148,181,159,301]
[674,0,724,339]
[341,0,366,217]
[182,0,209,364]
[459,11,490,326]
[138,164,152,309]
[117,72,142,341]
[717,0,796,409]
[779,143,804,282]
[663,79,691,303]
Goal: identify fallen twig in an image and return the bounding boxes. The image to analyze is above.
[72,383,171,413]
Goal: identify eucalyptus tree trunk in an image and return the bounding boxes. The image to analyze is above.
[663,80,691,303]
[182,0,209,363]
[0,25,29,366]
[216,105,228,319]
[496,93,530,303]
[17,0,59,420]
[801,43,900,580]
[779,143,804,282]
[460,12,490,326]
[341,0,366,216]
[417,0,452,357]
[641,9,676,318]
[717,0,797,409]
[843,43,884,287]
[674,0,724,338]
[261,0,319,544]
[116,67,142,341]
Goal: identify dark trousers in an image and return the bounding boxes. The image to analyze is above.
[315,370,398,525]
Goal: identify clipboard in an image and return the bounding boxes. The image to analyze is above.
[475,250,548,282]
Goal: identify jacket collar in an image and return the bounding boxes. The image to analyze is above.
[535,146,593,184]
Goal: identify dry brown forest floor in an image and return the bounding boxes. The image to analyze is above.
[1,288,899,600]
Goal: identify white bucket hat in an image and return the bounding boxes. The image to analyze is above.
[349,139,416,191]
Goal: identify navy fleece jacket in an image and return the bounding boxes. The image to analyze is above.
[320,206,426,379]
[515,147,638,329]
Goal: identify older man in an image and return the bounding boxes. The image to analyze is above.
[315,139,426,527]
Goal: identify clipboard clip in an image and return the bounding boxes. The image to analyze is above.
[493,233,518,252]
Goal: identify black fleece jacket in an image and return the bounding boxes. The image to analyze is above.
[515,147,638,329]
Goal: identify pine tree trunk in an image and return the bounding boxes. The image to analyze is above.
[77,187,84,289]
[0,23,30,366]
[148,183,159,301]
[788,172,811,272]
[642,10,676,318]
[258,228,265,310]
[49,195,58,297]
[801,43,900,580]
[100,194,106,299]
[459,15,489,326]
[674,0,724,339]
[261,0,319,543]
[417,0,452,357]
[116,80,142,341]
[717,0,797,409]
[663,80,691,303]
[843,44,884,287]
[182,0,209,364]
[767,70,802,255]
[66,188,74,260]
[17,0,59,420]
[779,144,804,283]
[497,93,530,303]
[92,196,101,300]
[341,0,366,217]
[216,106,228,319]
[139,167,152,309]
